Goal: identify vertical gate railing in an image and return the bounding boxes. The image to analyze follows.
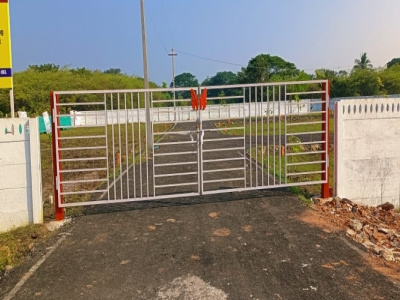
[51,80,330,220]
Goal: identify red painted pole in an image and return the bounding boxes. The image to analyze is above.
[50,92,64,220]
[321,81,330,198]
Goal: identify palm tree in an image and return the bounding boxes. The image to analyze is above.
[354,52,373,70]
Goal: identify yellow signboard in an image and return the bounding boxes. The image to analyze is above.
[0,0,13,89]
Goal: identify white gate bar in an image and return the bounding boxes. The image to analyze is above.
[155,182,198,188]
[60,146,106,151]
[154,172,198,178]
[60,157,107,162]
[286,141,325,146]
[286,151,325,156]
[61,178,107,184]
[154,161,198,167]
[203,178,245,184]
[286,131,325,136]
[287,160,325,166]
[154,151,197,156]
[203,157,243,163]
[202,147,244,153]
[203,137,244,142]
[287,171,325,176]
[60,167,107,173]
[59,135,106,140]
[203,167,244,173]
[61,190,108,196]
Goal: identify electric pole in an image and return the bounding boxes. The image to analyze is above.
[140,0,152,148]
[168,48,177,121]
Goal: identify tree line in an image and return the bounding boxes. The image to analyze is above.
[173,53,400,100]
[0,65,164,117]
[0,54,399,117]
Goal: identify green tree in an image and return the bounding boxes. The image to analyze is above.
[353,52,373,70]
[171,72,199,88]
[380,64,400,94]
[201,71,240,101]
[387,58,400,68]
[350,69,383,96]
[103,68,122,75]
[28,63,60,72]
[201,71,237,86]
[171,72,199,99]
[218,90,226,106]
[238,54,299,83]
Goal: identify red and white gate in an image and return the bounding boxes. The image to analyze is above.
[51,80,330,220]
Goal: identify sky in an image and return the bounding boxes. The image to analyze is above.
[8,0,400,85]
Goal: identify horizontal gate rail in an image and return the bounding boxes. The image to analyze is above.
[202,147,244,153]
[203,157,244,163]
[287,171,326,176]
[155,182,198,188]
[286,140,325,146]
[154,141,196,146]
[57,102,106,106]
[203,178,245,184]
[60,146,106,151]
[203,137,244,142]
[154,172,198,178]
[286,161,325,166]
[154,161,198,167]
[58,135,106,140]
[286,121,326,126]
[61,178,107,184]
[203,167,244,173]
[286,151,325,156]
[286,131,325,136]
[154,151,197,156]
[60,168,107,173]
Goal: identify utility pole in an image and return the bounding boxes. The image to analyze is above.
[140,0,152,148]
[168,48,177,121]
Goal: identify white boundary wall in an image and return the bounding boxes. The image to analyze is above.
[70,100,312,126]
[0,118,43,232]
[334,98,400,207]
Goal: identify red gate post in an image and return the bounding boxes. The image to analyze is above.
[50,92,64,221]
[321,81,330,198]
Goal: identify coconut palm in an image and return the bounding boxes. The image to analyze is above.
[354,52,373,70]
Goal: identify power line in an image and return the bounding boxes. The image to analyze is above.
[175,49,244,67]
[144,1,168,54]
[162,0,175,48]
[175,49,387,73]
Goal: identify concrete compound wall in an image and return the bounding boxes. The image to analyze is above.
[334,98,400,207]
[0,118,43,232]
[70,100,313,126]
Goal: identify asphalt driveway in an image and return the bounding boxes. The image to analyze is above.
[1,189,399,300]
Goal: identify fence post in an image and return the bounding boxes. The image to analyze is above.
[321,81,330,198]
[50,92,64,221]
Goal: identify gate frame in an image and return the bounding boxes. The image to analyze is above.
[51,80,330,221]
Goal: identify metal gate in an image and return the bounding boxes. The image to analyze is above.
[51,80,330,220]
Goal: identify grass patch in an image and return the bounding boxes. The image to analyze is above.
[0,224,55,272]
[216,114,334,136]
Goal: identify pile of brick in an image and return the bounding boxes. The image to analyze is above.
[312,197,400,262]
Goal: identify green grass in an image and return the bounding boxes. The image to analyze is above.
[216,114,334,137]
[0,224,55,272]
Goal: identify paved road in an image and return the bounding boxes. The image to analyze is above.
[1,189,399,300]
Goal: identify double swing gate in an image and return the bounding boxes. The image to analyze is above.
[51,80,330,219]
